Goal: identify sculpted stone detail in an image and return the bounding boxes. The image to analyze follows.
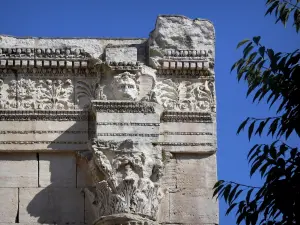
[0,110,88,121]
[0,77,74,109]
[161,111,213,123]
[85,139,164,222]
[91,101,155,113]
[111,72,140,101]
[36,79,74,110]
[153,79,214,112]
[0,78,14,109]
[77,79,106,102]
[7,78,35,109]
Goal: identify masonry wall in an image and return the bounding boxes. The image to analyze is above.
[0,152,95,225]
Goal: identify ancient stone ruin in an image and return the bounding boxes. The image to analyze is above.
[0,15,218,225]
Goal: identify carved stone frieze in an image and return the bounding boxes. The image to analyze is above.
[85,139,164,223]
[153,78,215,112]
[1,77,75,110]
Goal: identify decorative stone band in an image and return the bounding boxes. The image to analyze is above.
[0,141,87,144]
[0,110,88,121]
[105,61,142,71]
[157,68,211,77]
[164,49,209,58]
[161,131,213,135]
[0,47,89,58]
[97,133,159,137]
[0,68,99,77]
[96,122,160,126]
[0,48,91,70]
[0,58,89,69]
[161,60,209,71]
[155,142,213,146]
[0,130,87,134]
[161,111,213,123]
[96,132,212,137]
[91,101,155,113]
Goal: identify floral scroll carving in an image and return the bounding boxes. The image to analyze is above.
[0,78,74,109]
[36,79,74,110]
[153,79,215,112]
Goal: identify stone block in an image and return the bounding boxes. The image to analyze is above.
[76,156,93,188]
[176,154,217,189]
[105,46,137,62]
[157,191,170,223]
[19,187,84,224]
[0,153,38,187]
[0,188,18,222]
[0,121,88,151]
[39,153,76,187]
[84,192,96,225]
[169,190,218,224]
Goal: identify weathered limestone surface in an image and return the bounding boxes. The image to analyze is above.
[39,153,76,187]
[0,15,218,225]
[0,188,18,222]
[19,187,84,224]
[0,153,38,187]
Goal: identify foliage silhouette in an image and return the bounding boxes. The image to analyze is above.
[213,0,300,224]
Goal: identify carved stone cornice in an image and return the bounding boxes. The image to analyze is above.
[0,110,88,121]
[0,68,98,76]
[157,68,210,77]
[161,111,213,123]
[91,101,155,113]
[105,61,142,71]
[0,47,91,70]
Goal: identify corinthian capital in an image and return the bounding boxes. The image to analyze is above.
[85,138,164,224]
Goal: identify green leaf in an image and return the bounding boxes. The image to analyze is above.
[226,203,238,215]
[258,46,266,58]
[246,189,254,203]
[253,36,261,45]
[228,184,240,204]
[244,46,254,58]
[248,144,259,159]
[265,1,279,15]
[250,159,262,176]
[291,148,297,158]
[237,118,249,134]
[255,121,266,136]
[223,184,232,203]
[237,39,250,49]
[248,121,255,140]
[269,146,277,160]
[213,180,224,189]
[267,49,275,59]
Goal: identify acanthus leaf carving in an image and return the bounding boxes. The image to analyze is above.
[85,138,164,223]
[153,78,215,112]
[35,79,74,110]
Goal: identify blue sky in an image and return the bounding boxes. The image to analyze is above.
[1,0,299,224]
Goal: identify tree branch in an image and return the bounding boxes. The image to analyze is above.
[227,181,261,189]
[282,0,300,9]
